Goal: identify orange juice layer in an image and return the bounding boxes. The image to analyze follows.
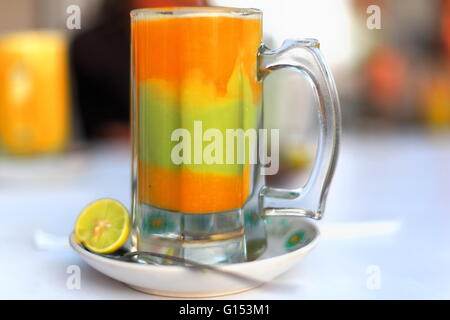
[132,15,262,213]
[138,162,250,213]
[132,15,261,99]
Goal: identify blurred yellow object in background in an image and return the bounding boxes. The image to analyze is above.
[423,77,450,129]
[0,31,69,155]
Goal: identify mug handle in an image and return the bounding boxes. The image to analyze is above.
[259,39,341,220]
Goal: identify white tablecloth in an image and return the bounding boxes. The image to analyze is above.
[1,132,449,299]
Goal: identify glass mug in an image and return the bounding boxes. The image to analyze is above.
[130,7,340,264]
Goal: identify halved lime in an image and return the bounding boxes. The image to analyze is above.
[75,199,130,254]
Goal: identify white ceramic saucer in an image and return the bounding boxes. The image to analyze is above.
[70,217,319,298]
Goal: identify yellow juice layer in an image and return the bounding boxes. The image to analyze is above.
[132,14,262,213]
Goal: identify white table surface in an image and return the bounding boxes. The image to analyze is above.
[1,131,450,299]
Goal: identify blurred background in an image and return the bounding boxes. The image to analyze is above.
[1,0,449,170]
[1,0,450,299]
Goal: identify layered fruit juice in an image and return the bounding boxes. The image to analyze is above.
[131,12,262,220]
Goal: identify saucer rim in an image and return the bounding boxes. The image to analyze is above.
[69,217,320,271]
